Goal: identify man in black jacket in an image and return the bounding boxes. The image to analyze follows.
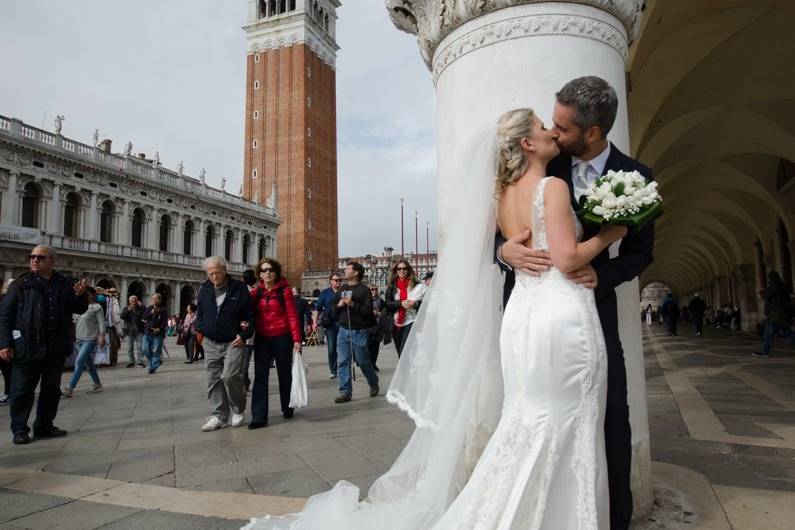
[498,77,654,530]
[195,256,254,431]
[0,245,89,445]
[688,293,707,336]
[333,261,379,403]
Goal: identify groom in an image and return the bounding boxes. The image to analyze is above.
[498,76,655,530]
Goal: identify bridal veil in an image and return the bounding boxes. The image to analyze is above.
[245,124,504,529]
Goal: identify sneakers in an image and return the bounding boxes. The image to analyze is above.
[0,394,9,406]
[201,416,226,431]
[752,352,770,358]
[60,386,73,398]
[328,373,338,380]
[334,393,351,404]
[86,383,103,394]
[136,361,145,367]
[230,412,245,427]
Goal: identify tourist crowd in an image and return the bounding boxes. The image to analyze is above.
[0,244,435,443]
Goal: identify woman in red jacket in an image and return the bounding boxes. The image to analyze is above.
[249,258,302,429]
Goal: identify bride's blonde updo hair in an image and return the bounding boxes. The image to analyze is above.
[495,108,536,196]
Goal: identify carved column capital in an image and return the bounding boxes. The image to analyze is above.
[387,0,642,71]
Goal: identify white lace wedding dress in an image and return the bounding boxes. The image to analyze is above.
[433,177,610,529]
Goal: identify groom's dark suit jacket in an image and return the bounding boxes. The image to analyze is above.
[497,143,654,528]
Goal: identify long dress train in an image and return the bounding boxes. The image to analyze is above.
[433,177,610,529]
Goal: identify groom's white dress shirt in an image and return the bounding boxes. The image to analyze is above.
[572,143,611,202]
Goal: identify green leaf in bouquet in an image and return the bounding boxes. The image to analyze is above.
[612,181,625,196]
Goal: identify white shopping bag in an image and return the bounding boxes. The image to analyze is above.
[289,351,309,408]
[92,342,110,366]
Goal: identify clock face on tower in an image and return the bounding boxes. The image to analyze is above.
[243,0,340,286]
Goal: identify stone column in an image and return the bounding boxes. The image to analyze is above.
[48,182,61,235]
[87,191,98,240]
[386,0,651,516]
[118,201,131,246]
[120,276,129,301]
[232,228,243,264]
[1,170,19,225]
[735,263,759,331]
[147,208,159,250]
[173,213,184,257]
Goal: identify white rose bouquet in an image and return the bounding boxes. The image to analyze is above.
[578,170,662,233]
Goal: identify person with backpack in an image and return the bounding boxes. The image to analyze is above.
[313,272,342,379]
[249,258,302,429]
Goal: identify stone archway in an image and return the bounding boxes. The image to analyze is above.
[179,285,195,317]
[127,280,147,303]
[156,283,172,315]
[96,277,117,290]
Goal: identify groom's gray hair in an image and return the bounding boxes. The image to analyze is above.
[556,76,618,137]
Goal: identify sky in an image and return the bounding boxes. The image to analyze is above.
[0,0,438,257]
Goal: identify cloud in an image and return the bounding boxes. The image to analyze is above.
[0,0,439,257]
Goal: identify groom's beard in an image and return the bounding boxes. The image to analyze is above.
[556,135,588,158]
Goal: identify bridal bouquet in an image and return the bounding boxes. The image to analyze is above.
[578,170,662,232]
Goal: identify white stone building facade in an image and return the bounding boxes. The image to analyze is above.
[0,115,279,315]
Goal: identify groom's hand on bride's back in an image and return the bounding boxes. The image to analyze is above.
[567,265,598,290]
[500,230,552,276]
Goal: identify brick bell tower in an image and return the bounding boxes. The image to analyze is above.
[242,0,340,285]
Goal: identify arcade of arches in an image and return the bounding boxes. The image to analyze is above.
[631,0,795,332]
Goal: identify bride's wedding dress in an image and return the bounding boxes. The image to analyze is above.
[434,177,609,529]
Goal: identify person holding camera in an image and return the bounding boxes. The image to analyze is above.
[121,295,144,367]
[249,258,302,429]
[333,261,379,404]
[141,293,167,374]
[313,272,342,379]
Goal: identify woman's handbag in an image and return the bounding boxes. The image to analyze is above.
[289,352,309,408]
[176,331,187,346]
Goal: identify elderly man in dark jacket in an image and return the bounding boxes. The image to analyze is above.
[0,245,89,445]
[196,256,254,431]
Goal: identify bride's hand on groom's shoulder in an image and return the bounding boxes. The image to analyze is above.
[501,230,552,276]
[566,265,598,290]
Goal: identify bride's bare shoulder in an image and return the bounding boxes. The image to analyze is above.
[543,177,569,197]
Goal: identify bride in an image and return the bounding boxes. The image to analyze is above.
[245,109,627,529]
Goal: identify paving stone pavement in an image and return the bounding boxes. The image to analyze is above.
[0,327,792,529]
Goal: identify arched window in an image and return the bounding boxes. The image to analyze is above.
[279,0,286,14]
[258,236,266,260]
[159,214,171,252]
[289,0,296,11]
[324,13,329,31]
[99,200,114,243]
[183,220,194,255]
[224,229,233,261]
[242,234,251,265]
[63,192,81,238]
[131,208,145,248]
[21,182,40,228]
[205,224,215,257]
[268,0,276,17]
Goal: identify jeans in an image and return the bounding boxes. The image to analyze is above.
[251,334,293,423]
[337,327,378,397]
[126,330,142,364]
[183,333,195,361]
[142,334,164,372]
[762,322,795,354]
[204,338,246,422]
[10,351,65,435]
[694,316,704,334]
[325,323,339,375]
[666,317,678,336]
[69,340,101,389]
